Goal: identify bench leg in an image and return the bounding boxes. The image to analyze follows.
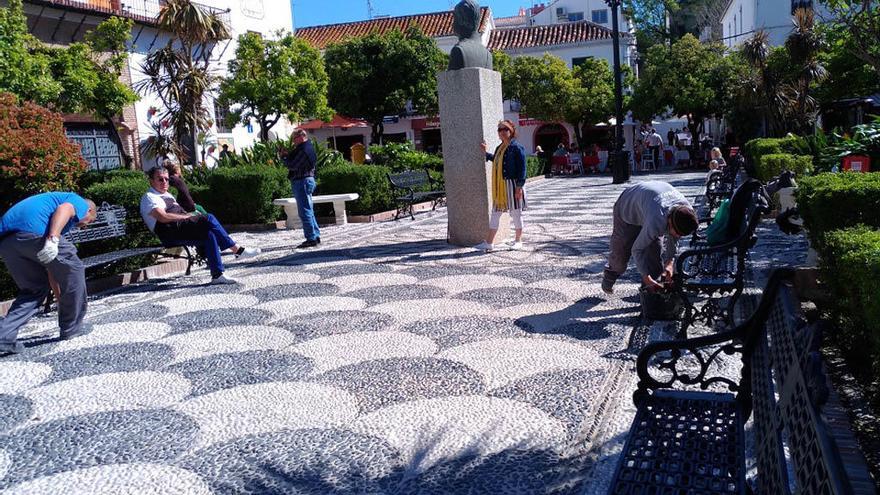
[282,204,302,230]
[183,246,194,276]
[332,201,348,225]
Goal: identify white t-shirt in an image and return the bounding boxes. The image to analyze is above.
[647,133,663,147]
[140,188,180,232]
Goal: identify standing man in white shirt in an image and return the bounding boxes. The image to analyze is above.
[139,167,260,285]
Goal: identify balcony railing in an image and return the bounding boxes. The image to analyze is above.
[28,0,231,27]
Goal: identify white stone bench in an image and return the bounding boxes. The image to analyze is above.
[273,193,360,229]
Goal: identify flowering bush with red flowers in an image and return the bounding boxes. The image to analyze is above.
[0,92,88,212]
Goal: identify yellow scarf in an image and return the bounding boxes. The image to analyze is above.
[492,142,509,211]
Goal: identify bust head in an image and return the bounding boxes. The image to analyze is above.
[453,0,481,40]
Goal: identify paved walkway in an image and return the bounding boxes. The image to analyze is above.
[0,172,803,494]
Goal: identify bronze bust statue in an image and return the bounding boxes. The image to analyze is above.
[448,0,492,71]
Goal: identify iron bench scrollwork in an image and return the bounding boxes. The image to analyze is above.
[387,168,445,220]
[608,269,874,494]
[675,180,771,336]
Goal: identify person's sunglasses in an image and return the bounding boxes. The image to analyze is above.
[497,128,510,132]
[154,177,170,183]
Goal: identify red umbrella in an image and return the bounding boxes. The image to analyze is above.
[299,115,369,149]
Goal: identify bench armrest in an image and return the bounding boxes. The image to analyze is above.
[635,269,794,404]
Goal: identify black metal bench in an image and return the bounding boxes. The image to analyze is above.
[387,169,445,220]
[64,203,201,275]
[674,179,771,336]
[608,269,875,494]
[705,155,743,212]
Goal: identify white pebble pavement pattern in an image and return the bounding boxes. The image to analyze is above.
[0,172,795,494]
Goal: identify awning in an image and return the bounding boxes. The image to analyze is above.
[299,114,369,130]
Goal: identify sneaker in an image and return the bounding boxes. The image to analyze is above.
[60,324,93,341]
[474,241,494,252]
[508,241,524,251]
[235,247,261,259]
[210,274,238,285]
[0,341,24,354]
[297,239,319,249]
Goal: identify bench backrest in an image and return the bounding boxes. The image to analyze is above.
[747,284,856,494]
[388,170,430,189]
[64,203,127,244]
[726,179,770,246]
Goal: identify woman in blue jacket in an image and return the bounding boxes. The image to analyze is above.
[475,119,528,252]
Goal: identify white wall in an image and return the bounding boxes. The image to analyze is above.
[723,1,829,48]
[504,40,627,69]
[530,0,630,32]
[721,0,757,48]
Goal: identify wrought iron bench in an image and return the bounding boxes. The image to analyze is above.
[387,169,445,220]
[64,203,201,275]
[608,269,876,494]
[674,179,771,336]
[705,155,743,212]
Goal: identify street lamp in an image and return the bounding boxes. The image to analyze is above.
[605,0,630,184]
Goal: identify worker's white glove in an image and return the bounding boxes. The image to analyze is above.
[37,236,60,264]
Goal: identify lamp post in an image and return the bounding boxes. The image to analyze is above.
[606,0,630,184]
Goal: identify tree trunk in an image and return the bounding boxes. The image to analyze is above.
[104,115,133,169]
[260,117,270,142]
[572,121,584,149]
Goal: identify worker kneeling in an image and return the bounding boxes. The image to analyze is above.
[602,181,698,294]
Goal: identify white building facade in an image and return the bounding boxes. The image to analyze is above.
[721,0,823,48]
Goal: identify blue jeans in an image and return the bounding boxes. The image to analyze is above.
[291,177,320,241]
[156,213,235,278]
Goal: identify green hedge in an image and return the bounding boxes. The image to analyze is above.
[79,168,146,190]
[743,136,803,161]
[527,156,544,178]
[369,143,443,173]
[819,227,880,387]
[317,163,394,216]
[753,153,813,182]
[796,172,880,243]
[199,166,288,225]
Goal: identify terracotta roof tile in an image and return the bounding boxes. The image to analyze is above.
[488,20,624,50]
[297,7,491,50]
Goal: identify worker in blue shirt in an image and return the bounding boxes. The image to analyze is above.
[0,192,97,353]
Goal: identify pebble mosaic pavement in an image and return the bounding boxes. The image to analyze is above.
[0,172,808,494]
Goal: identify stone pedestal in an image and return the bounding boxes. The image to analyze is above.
[438,68,505,247]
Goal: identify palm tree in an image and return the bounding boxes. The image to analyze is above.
[782,8,827,135]
[741,30,785,136]
[135,0,230,165]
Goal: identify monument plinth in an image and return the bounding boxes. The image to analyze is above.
[438,67,505,246]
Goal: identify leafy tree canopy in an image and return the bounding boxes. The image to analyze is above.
[220,31,333,142]
[631,34,739,136]
[324,26,447,143]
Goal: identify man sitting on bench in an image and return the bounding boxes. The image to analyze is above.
[139,166,261,285]
[602,181,698,294]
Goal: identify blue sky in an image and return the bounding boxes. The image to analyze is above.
[292,0,529,28]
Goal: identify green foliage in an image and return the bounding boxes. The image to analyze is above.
[324,26,446,143]
[316,163,394,216]
[742,136,805,173]
[631,34,739,136]
[314,139,346,169]
[526,156,543,178]
[368,142,442,173]
[0,93,89,212]
[753,153,813,181]
[820,0,880,77]
[814,24,880,106]
[219,31,332,142]
[199,165,288,224]
[821,119,880,171]
[796,172,880,244]
[79,168,146,190]
[0,0,61,106]
[818,226,880,391]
